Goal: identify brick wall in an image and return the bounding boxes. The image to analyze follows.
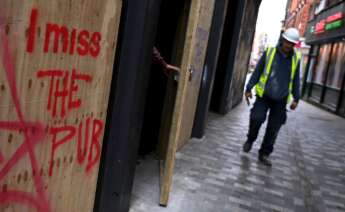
[285,0,314,37]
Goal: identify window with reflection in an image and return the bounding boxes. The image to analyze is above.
[312,44,332,85]
[326,42,345,89]
[307,46,319,83]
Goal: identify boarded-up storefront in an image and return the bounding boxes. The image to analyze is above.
[1,0,263,211]
[0,1,121,211]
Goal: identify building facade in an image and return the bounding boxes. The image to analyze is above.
[285,0,315,37]
[303,0,345,117]
[285,0,315,81]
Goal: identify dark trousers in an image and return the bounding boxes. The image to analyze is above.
[247,95,287,156]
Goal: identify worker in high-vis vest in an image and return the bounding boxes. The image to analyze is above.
[243,28,301,166]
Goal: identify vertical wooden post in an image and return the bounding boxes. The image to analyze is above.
[159,0,202,206]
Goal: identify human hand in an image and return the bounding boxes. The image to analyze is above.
[290,101,298,111]
[245,91,252,106]
[166,64,180,76]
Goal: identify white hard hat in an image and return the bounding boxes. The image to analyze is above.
[282,28,300,44]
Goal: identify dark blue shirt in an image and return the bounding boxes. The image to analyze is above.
[246,47,300,102]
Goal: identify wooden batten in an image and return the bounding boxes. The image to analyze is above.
[160,0,215,206]
[0,1,121,211]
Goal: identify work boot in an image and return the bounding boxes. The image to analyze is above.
[242,141,253,153]
[258,154,272,166]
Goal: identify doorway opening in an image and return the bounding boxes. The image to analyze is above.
[131,0,191,207]
[210,1,239,114]
[137,0,190,158]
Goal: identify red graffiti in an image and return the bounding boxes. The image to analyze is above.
[27,8,102,58]
[0,24,51,211]
[49,118,103,176]
[0,7,105,211]
[0,151,4,163]
[37,69,92,118]
[36,68,102,176]
[26,8,38,53]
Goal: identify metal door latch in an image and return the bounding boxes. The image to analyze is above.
[188,66,194,82]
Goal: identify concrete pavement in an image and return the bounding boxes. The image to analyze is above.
[130,100,345,212]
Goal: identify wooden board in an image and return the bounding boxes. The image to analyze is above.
[157,0,191,160]
[176,0,215,150]
[0,1,121,211]
[160,0,215,206]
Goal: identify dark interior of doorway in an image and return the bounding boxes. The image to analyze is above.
[209,1,239,113]
[137,0,190,158]
[131,0,191,207]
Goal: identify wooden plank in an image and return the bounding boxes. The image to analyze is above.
[157,79,177,159]
[0,1,121,211]
[157,0,190,159]
[159,0,215,206]
[159,0,201,206]
[176,0,216,150]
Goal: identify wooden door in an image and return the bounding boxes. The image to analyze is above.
[160,0,215,206]
[175,0,216,151]
[0,1,121,211]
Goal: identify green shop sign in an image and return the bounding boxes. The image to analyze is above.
[325,20,343,30]
[313,12,344,35]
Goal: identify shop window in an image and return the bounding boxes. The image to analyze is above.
[307,58,316,83]
[319,42,345,109]
[326,42,345,89]
[312,44,332,85]
[315,0,327,15]
[307,46,319,83]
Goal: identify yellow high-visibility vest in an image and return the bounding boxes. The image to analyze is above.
[255,47,301,102]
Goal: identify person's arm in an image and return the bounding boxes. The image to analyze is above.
[290,60,301,110]
[292,61,301,102]
[246,52,266,92]
[152,47,168,70]
[152,47,180,76]
[244,52,266,105]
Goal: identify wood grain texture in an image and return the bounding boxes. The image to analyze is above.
[176,0,215,150]
[160,0,215,206]
[0,1,121,211]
